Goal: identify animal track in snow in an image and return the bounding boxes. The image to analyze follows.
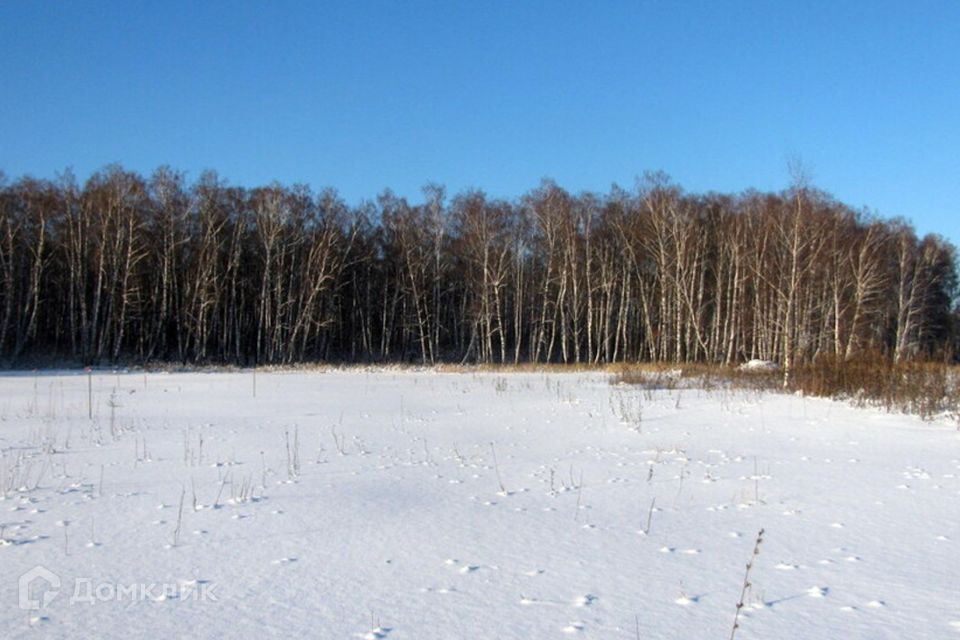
[573,594,597,607]
[562,621,585,633]
[443,558,483,575]
[421,586,457,594]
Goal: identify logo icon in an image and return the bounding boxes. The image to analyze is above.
[19,566,61,610]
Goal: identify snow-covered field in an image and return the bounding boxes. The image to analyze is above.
[1,369,958,639]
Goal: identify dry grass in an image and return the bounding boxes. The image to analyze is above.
[790,356,958,419]
[611,363,779,392]
[612,356,959,421]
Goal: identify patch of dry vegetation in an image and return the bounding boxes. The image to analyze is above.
[613,357,960,421]
[790,356,958,419]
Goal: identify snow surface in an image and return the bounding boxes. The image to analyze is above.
[0,369,958,638]
[737,360,779,372]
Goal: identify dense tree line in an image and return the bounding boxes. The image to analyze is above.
[0,165,956,372]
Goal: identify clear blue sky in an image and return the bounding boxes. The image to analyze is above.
[1,1,957,243]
